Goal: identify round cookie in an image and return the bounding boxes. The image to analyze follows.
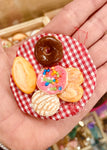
[37,65,68,95]
[12,56,36,94]
[31,90,60,117]
[34,36,63,66]
[58,67,84,102]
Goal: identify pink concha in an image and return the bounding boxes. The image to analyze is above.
[37,65,68,95]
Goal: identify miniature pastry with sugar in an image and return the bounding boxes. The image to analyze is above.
[1,39,12,48]
[31,90,60,117]
[12,33,27,44]
[37,65,68,95]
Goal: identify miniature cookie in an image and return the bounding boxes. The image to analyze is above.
[58,67,84,102]
[12,33,27,44]
[12,56,36,94]
[58,83,83,102]
[37,66,68,95]
[31,90,60,117]
[1,39,12,48]
[66,67,84,84]
[34,36,63,66]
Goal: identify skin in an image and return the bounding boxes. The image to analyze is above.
[0,0,107,149]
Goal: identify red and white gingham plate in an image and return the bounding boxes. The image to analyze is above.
[10,33,96,120]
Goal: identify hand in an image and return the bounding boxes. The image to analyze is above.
[0,0,107,150]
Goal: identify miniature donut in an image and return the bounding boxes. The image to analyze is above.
[34,36,63,66]
[31,90,60,117]
[58,67,84,102]
[12,56,36,94]
[37,65,68,95]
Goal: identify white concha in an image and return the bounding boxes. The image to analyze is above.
[31,90,60,117]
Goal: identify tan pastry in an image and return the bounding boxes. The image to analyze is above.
[58,67,84,102]
[12,33,27,44]
[66,67,84,84]
[1,39,12,48]
[58,83,83,102]
[12,56,36,94]
[31,90,60,117]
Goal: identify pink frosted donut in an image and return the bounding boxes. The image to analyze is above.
[37,66,67,95]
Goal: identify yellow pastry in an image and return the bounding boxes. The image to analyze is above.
[12,56,36,94]
[12,33,27,44]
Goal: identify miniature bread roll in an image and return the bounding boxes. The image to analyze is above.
[32,90,60,117]
[12,56,36,94]
[12,33,27,44]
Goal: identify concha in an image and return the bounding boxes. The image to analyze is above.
[31,90,60,117]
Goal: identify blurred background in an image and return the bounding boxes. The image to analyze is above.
[0,0,71,29]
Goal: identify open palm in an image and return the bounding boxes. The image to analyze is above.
[0,0,107,150]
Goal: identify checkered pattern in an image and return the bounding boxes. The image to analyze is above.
[10,33,96,120]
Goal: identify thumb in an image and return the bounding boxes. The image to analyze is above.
[4,44,18,67]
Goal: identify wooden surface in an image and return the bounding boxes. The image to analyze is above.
[0,17,43,38]
[0,6,63,38]
[0,0,72,29]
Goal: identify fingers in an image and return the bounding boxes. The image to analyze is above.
[30,63,107,150]
[73,3,107,48]
[89,33,107,68]
[41,0,106,35]
[47,63,107,146]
